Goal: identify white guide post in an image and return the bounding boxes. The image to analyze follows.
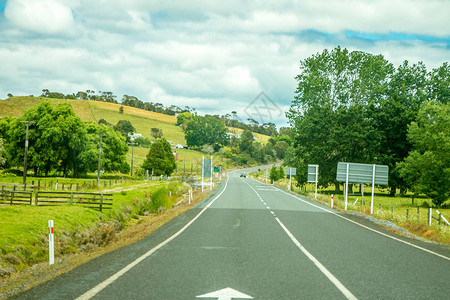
[331,194,334,208]
[370,164,375,215]
[201,156,204,192]
[315,165,318,199]
[48,220,54,265]
[289,168,292,191]
[345,163,349,210]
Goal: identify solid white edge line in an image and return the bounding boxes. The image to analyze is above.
[242,179,357,300]
[76,177,231,300]
[275,217,358,300]
[249,178,450,261]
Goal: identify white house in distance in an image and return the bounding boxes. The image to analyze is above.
[128,133,143,142]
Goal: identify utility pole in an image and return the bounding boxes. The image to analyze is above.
[21,121,35,187]
[128,142,137,176]
[97,134,106,186]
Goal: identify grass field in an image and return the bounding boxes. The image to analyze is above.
[90,102,186,145]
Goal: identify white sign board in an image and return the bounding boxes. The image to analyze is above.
[307,164,319,183]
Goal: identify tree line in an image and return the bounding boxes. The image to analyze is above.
[35,89,189,117]
[286,47,449,205]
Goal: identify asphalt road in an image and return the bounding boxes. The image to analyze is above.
[12,169,450,299]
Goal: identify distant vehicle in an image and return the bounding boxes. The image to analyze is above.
[175,144,184,149]
[240,173,246,178]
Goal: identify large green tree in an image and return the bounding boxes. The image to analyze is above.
[399,101,450,206]
[375,61,429,194]
[184,116,228,148]
[142,138,176,176]
[287,47,392,189]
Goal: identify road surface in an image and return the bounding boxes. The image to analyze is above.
[12,169,450,299]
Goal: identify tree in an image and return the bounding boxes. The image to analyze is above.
[239,130,255,154]
[399,101,450,206]
[184,116,228,148]
[0,138,5,167]
[273,140,289,159]
[375,61,429,195]
[86,123,130,174]
[287,47,392,190]
[114,120,135,137]
[119,106,124,114]
[151,128,163,140]
[142,138,176,176]
[177,111,193,126]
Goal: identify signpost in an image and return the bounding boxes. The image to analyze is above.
[308,164,319,199]
[336,162,389,214]
[284,167,296,191]
[202,156,213,192]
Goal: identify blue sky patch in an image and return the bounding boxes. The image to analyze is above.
[0,0,6,13]
[346,30,450,46]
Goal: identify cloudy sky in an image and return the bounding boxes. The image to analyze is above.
[0,0,449,127]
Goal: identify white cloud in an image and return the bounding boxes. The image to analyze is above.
[0,0,449,128]
[4,0,76,35]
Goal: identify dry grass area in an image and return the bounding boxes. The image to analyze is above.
[89,101,177,124]
[0,97,95,122]
[226,127,271,144]
[0,188,212,299]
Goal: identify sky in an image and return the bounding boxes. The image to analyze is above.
[0,0,449,128]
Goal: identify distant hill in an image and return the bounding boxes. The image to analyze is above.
[0,96,271,145]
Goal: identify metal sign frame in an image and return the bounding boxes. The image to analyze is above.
[336,162,389,214]
[307,164,319,199]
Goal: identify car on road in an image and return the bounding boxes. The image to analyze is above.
[240,173,246,177]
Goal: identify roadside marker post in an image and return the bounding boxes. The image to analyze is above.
[201,156,204,192]
[48,220,54,265]
[331,194,334,208]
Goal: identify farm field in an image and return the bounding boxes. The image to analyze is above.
[0,97,96,122]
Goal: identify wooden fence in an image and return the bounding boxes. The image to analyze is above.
[0,190,33,205]
[35,191,113,212]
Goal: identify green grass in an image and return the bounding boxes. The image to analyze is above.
[0,205,101,268]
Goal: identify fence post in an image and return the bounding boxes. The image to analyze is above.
[29,192,32,205]
[406,209,409,222]
[438,213,441,226]
[35,191,39,205]
[428,208,432,226]
[76,183,79,191]
[70,192,74,205]
[391,206,394,219]
[62,183,64,191]
[10,190,14,205]
[69,183,72,191]
[100,193,104,212]
[417,207,420,223]
[38,180,41,191]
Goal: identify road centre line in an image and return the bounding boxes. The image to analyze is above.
[249,178,450,261]
[242,179,358,300]
[76,177,231,300]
